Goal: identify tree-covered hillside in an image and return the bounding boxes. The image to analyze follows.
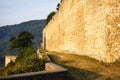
[0,20,46,66]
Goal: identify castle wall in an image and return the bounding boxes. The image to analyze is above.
[43,0,120,63]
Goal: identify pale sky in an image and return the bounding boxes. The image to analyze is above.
[0,0,60,26]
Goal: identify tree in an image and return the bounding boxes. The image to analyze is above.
[56,3,60,10]
[45,0,62,25]
[7,47,46,75]
[46,11,56,25]
[56,0,62,10]
[9,30,34,51]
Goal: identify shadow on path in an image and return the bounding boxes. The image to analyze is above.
[49,54,103,80]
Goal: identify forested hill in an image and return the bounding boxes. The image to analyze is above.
[0,20,46,57]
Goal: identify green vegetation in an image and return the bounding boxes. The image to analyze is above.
[0,47,46,76]
[46,0,62,25]
[0,20,46,60]
[46,11,56,25]
[0,31,46,76]
[56,0,62,10]
[56,3,60,10]
[9,30,34,51]
[47,51,120,80]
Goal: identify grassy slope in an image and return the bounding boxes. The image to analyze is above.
[47,51,120,80]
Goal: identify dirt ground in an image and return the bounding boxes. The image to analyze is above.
[47,51,120,80]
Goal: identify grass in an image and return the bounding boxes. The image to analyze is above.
[46,51,120,80]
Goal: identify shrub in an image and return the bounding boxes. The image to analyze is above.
[7,61,15,67]
[46,11,56,25]
[7,47,46,75]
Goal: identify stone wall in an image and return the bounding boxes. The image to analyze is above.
[43,0,120,63]
[0,62,70,80]
[5,55,17,67]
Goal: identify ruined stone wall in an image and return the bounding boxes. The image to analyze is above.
[43,0,120,63]
[5,55,17,67]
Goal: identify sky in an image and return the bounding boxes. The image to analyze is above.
[0,0,60,26]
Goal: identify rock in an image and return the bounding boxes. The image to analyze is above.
[37,49,50,62]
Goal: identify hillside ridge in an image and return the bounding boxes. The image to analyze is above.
[0,19,46,67]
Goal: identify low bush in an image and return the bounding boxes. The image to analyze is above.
[0,47,46,76]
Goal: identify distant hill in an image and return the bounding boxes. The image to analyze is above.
[0,20,46,66]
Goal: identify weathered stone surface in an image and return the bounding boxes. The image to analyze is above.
[42,0,120,63]
[5,55,17,67]
[37,49,51,61]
